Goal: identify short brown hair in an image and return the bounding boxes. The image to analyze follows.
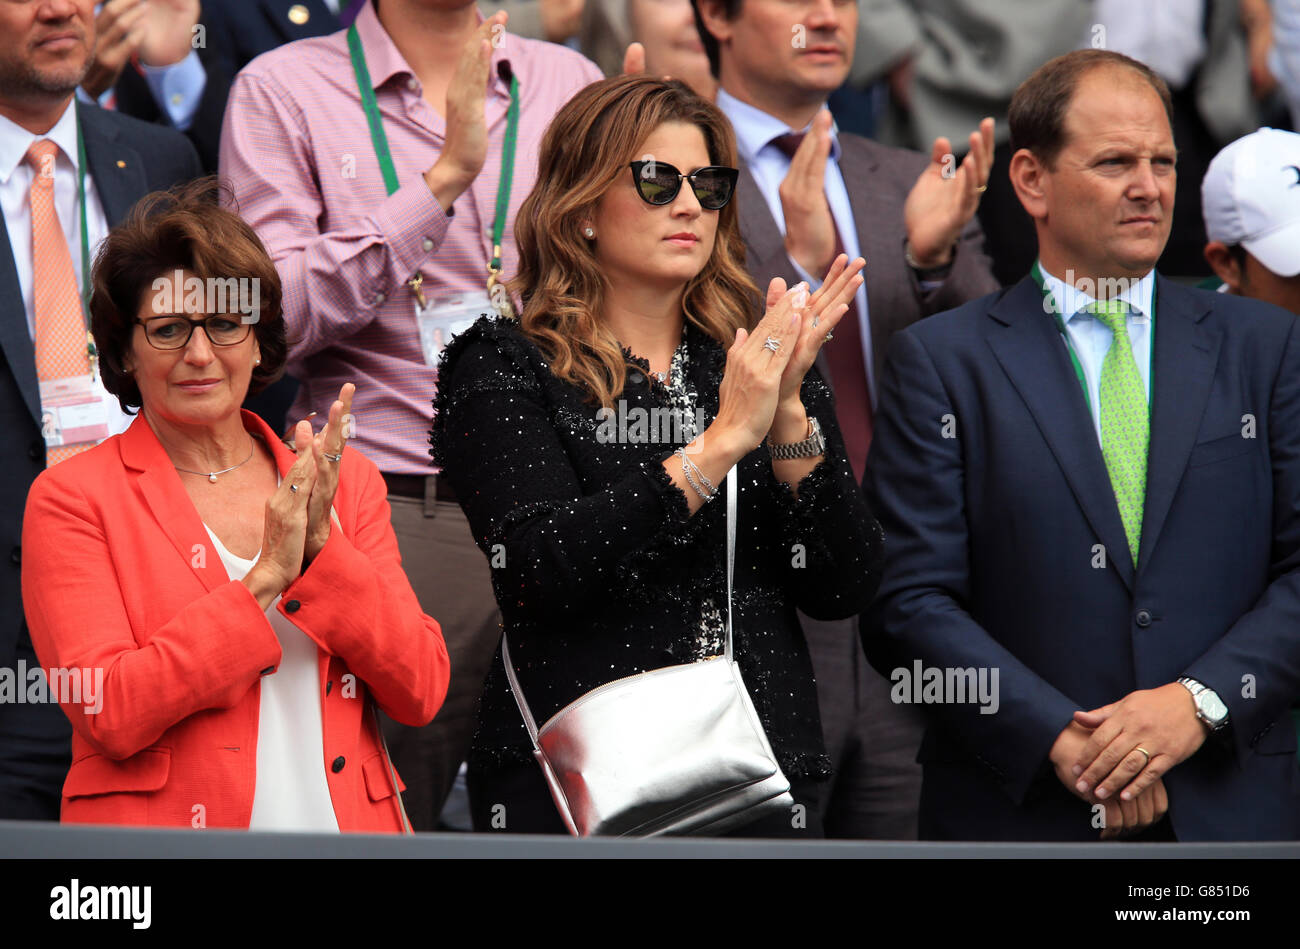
[510,74,759,409]
[1009,50,1174,168]
[89,178,286,413]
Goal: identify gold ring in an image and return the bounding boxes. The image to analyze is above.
[976,184,988,193]
[1134,747,1151,764]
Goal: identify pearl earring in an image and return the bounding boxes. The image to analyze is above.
[254,356,261,366]
[584,227,595,239]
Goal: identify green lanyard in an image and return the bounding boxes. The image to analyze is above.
[1031,261,1156,415]
[347,23,519,303]
[73,119,95,366]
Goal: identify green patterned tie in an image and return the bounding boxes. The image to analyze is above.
[1092,300,1148,566]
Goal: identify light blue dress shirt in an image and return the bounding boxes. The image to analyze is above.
[715,88,876,403]
[140,52,207,131]
[1037,260,1156,445]
[81,2,208,131]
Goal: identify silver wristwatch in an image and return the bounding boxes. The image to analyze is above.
[768,416,825,460]
[1177,677,1229,732]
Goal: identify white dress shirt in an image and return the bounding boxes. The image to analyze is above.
[0,100,108,341]
[715,88,877,403]
[0,99,134,438]
[1038,260,1156,445]
[203,519,341,833]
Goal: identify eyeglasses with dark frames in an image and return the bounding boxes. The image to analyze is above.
[628,160,739,210]
[135,315,253,351]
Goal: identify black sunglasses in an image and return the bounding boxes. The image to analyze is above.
[628,160,739,210]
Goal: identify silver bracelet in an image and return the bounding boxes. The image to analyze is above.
[676,448,717,502]
[681,447,716,495]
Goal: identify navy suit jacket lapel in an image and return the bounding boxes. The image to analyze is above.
[77,101,147,227]
[0,200,38,426]
[1138,277,1219,574]
[986,276,1137,591]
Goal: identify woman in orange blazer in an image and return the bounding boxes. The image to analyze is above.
[20,185,449,831]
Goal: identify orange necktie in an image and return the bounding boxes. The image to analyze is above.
[27,138,94,466]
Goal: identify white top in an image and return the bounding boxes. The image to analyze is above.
[1037,260,1156,446]
[202,521,341,833]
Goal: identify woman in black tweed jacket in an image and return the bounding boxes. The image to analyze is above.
[429,76,882,837]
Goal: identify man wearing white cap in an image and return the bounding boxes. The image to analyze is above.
[1203,127,1300,315]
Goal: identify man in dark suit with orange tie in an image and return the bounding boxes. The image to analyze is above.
[693,0,998,838]
[865,49,1300,841]
[0,0,200,820]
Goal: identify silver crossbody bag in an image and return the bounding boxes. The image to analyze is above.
[501,465,794,836]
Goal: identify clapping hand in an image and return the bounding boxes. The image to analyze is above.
[903,118,994,268]
[303,383,355,565]
[771,253,865,408]
[83,0,199,98]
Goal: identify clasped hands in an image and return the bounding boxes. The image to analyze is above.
[1048,683,1209,840]
[253,383,355,596]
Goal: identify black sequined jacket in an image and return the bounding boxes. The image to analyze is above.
[429,315,884,780]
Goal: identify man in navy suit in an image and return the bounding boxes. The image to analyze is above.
[0,0,201,820]
[864,49,1300,841]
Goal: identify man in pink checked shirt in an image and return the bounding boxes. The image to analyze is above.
[219,0,603,831]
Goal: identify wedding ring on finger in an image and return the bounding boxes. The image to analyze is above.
[323,450,343,463]
[976,184,988,193]
[1133,747,1151,765]
[763,335,781,353]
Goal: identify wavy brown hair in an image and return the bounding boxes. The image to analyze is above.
[510,74,760,409]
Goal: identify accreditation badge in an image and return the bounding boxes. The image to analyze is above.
[415,290,494,368]
[39,372,112,448]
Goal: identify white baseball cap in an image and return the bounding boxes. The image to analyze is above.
[1202,128,1300,278]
